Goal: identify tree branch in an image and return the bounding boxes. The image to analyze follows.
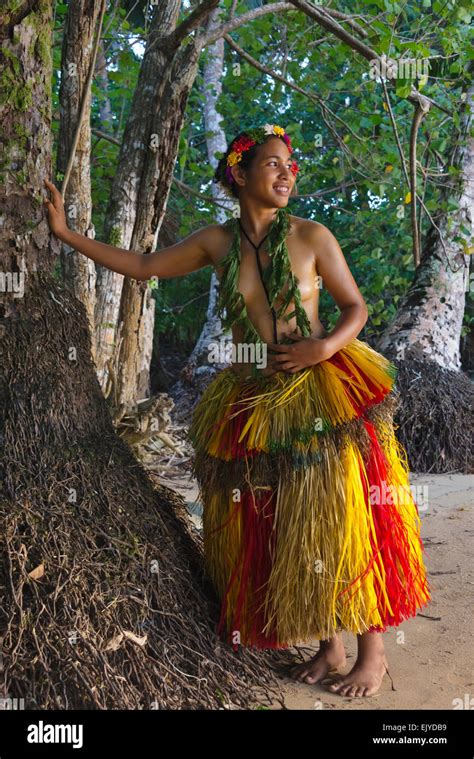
[198,2,297,47]
[223,33,377,182]
[289,0,451,116]
[409,101,431,267]
[322,8,369,38]
[169,0,221,48]
[91,128,121,146]
[290,0,377,60]
[223,33,364,145]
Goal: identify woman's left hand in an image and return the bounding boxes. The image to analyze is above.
[267,332,333,374]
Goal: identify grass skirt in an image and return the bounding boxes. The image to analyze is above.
[187,338,431,650]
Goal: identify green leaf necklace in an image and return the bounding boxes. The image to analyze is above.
[216,206,313,349]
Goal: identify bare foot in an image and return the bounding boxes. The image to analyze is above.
[327,650,390,698]
[289,635,347,685]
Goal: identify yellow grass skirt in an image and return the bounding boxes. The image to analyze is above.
[187,338,431,649]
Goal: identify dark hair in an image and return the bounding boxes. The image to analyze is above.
[213,131,291,200]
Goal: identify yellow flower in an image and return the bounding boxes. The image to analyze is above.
[227,151,242,166]
[273,125,285,136]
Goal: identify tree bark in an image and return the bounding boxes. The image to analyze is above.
[56,0,102,355]
[94,39,113,129]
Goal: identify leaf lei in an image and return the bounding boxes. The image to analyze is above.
[216,207,313,346]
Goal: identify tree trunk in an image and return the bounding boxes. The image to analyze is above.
[93,2,184,398]
[376,82,473,370]
[179,3,234,386]
[56,0,102,357]
[94,39,113,129]
[0,0,282,709]
[110,3,223,417]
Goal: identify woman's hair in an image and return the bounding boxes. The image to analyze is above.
[213,131,292,200]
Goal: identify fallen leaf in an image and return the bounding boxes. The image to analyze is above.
[123,630,147,646]
[104,633,124,651]
[28,563,44,580]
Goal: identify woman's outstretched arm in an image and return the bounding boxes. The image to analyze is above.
[43,179,213,281]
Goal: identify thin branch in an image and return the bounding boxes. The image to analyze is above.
[223,33,365,145]
[198,2,296,47]
[381,78,410,187]
[290,0,379,61]
[322,8,369,38]
[418,135,432,256]
[409,101,431,267]
[382,79,452,268]
[91,127,121,147]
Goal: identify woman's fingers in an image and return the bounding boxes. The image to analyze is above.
[44,178,62,202]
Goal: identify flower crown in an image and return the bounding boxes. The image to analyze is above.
[224,124,299,186]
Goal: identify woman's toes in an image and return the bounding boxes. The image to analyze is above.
[294,670,308,682]
[289,665,307,681]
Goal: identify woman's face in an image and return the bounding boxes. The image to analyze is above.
[233,137,297,206]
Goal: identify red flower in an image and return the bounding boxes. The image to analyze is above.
[232,136,256,154]
[290,160,299,177]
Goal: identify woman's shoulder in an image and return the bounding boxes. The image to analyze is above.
[199,222,234,267]
[289,214,329,234]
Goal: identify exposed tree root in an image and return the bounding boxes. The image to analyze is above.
[392,358,473,474]
[0,273,290,710]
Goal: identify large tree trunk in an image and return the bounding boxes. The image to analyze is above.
[376,82,473,370]
[0,0,282,709]
[110,3,223,417]
[178,3,233,387]
[93,2,182,401]
[56,0,102,358]
[92,4,186,394]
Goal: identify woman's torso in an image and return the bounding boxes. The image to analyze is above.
[210,214,328,378]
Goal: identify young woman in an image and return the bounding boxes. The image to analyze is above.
[44,123,431,698]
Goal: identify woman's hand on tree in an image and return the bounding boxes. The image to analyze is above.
[43,179,69,239]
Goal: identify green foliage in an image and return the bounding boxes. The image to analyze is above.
[153,269,212,349]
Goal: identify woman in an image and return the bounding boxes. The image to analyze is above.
[44,123,431,698]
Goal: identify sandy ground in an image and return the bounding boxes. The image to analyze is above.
[161,469,474,710]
